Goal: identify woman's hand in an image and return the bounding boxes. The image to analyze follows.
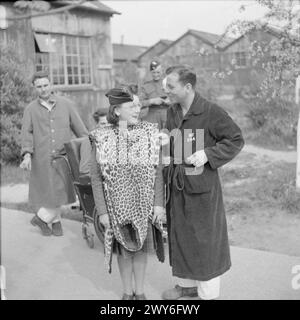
[152,206,166,224]
[99,213,110,229]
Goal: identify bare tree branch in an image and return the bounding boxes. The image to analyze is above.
[7,0,87,20]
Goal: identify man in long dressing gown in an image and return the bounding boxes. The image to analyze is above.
[162,66,244,300]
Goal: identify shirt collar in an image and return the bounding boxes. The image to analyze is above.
[185,91,206,117]
[171,91,205,121]
[38,95,56,110]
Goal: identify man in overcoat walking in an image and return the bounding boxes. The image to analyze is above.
[20,71,88,236]
[162,65,244,300]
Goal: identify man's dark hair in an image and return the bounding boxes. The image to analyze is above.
[93,108,107,123]
[32,70,50,84]
[165,65,197,88]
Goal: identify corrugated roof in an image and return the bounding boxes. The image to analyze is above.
[158,29,235,55]
[137,39,173,59]
[113,43,148,61]
[54,1,120,15]
[222,23,300,50]
[160,39,173,46]
[189,29,234,48]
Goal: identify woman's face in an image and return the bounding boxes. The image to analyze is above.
[116,95,141,125]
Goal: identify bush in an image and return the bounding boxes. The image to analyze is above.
[245,97,298,147]
[0,43,35,165]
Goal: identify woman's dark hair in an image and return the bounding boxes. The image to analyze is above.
[105,84,137,125]
[106,104,120,125]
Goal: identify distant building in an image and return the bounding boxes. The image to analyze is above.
[0,1,119,129]
[112,43,148,85]
[221,24,300,92]
[138,39,172,69]
[137,26,300,96]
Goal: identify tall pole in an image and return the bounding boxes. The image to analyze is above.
[296,75,300,190]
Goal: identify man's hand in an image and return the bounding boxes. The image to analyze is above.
[162,97,171,105]
[99,213,110,229]
[154,132,170,146]
[150,97,166,105]
[186,150,208,168]
[152,206,166,224]
[20,153,31,171]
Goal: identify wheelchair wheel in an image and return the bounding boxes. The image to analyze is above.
[93,207,105,243]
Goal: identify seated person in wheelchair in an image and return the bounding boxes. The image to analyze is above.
[79,108,108,183]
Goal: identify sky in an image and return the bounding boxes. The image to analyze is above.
[102,0,269,46]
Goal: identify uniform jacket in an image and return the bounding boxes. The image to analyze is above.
[164,91,244,281]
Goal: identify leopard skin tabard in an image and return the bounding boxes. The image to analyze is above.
[91,121,160,272]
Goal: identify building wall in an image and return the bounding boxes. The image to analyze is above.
[113,60,141,87]
[159,34,218,67]
[2,3,35,76]
[31,8,113,129]
[2,3,114,130]
[138,42,169,68]
[221,30,278,90]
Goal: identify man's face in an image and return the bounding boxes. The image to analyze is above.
[151,65,163,81]
[165,72,188,104]
[34,77,52,100]
[98,116,108,127]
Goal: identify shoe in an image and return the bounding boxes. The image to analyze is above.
[30,215,52,236]
[121,293,134,300]
[135,293,147,300]
[162,285,198,300]
[52,221,63,236]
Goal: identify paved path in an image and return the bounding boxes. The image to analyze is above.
[1,208,300,300]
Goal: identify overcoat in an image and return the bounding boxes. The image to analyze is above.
[21,95,88,210]
[164,92,244,281]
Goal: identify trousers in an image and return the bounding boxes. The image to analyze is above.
[176,276,220,300]
[37,207,62,224]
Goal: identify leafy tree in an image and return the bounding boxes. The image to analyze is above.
[222,0,300,187]
[0,43,35,164]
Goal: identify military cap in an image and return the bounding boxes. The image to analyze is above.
[150,59,161,71]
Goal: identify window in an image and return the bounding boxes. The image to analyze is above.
[234,51,247,68]
[34,33,92,86]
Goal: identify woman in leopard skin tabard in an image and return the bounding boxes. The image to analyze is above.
[89,86,165,300]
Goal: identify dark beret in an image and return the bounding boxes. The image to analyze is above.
[105,86,134,105]
[150,60,161,71]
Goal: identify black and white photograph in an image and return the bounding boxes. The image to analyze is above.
[0,0,300,303]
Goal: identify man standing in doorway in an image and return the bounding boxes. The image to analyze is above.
[20,70,88,236]
[162,65,244,300]
[139,59,170,130]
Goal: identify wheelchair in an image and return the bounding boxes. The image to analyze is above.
[63,137,105,249]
